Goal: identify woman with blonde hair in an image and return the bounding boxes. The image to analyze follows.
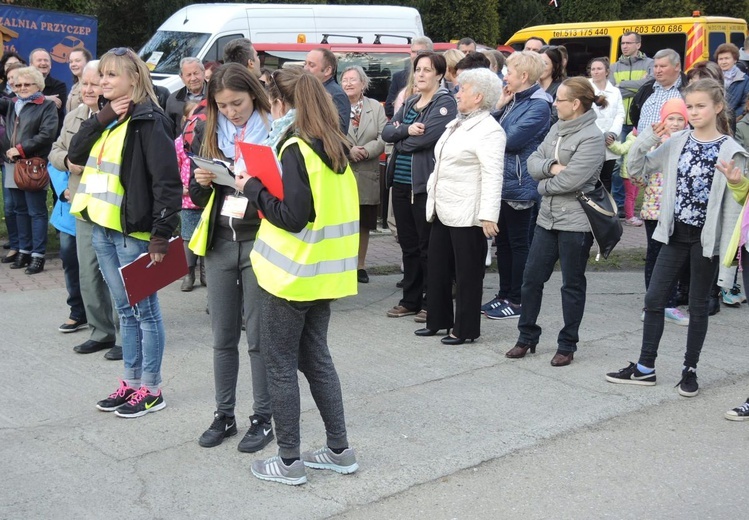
[482,51,551,321]
[236,68,360,485]
[1,66,58,274]
[68,47,181,417]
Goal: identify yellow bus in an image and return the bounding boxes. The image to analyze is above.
[505,14,747,77]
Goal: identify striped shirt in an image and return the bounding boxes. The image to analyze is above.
[393,106,420,185]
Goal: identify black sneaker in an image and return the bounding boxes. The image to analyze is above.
[114,387,166,418]
[238,415,274,453]
[199,411,238,447]
[725,398,749,421]
[96,380,137,412]
[675,368,699,397]
[605,362,656,386]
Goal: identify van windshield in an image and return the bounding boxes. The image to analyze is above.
[139,31,210,75]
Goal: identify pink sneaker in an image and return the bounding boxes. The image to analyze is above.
[624,217,643,227]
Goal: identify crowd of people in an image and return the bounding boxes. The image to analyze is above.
[3,30,749,484]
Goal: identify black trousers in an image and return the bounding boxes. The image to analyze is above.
[426,217,487,340]
[639,222,717,369]
[392,183,430,311]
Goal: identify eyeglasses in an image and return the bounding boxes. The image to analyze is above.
[108,47,140,66]
[14,83,33,88]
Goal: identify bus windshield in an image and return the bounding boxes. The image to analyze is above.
[139,31,210,75]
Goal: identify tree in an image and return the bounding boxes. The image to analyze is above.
[560,0,621,22]
[699,0,749,19]
[411,0,500,45]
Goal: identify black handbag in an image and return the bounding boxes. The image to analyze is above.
[576,182,623,260]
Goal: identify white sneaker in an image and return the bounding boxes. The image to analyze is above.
[664,307,689,326]
[722,287,742,307]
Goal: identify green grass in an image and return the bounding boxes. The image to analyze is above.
[0,189,61,254]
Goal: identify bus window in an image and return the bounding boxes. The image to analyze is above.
[731,32,745,49]
[708,32,727,57]
[550,37,610,77]
[638,34,687,65]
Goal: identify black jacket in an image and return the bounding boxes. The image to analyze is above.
[188,121,262,250]
[166,82,207,136]
[43,75,67,137]
[242,135,346,233]
[0,96,58,160]
[629,73,688,129]
[383,87,457,194]
[385,68,408,119]
[68,99,181,241]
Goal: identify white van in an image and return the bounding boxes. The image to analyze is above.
[139,3,424,92]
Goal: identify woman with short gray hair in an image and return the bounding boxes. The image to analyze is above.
[417,67,505,344]
[341,64,385,283]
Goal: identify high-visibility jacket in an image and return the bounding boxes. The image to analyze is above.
[251,137,359,301]
[69,118,150,241]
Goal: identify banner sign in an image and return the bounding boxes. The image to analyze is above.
[0,5,97,90]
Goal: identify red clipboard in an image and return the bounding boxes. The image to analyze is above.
[118,236,189,306]
[237,142,284,218]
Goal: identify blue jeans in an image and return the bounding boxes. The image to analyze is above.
[59,231,85,322]
[10,187,48,256]
[92,225,165,390]
[496,201,532,305]
[517,226,594,352]
[2,166,19,250]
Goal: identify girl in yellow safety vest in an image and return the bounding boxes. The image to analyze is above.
[236,68,360,486]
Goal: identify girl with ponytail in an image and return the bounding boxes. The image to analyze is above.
[235,67,359,485]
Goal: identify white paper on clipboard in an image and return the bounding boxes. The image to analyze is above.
[190,156,236,188]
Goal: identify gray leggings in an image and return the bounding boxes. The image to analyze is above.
[205,237,271,419]
[259,288,349,459]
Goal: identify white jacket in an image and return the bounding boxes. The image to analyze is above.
[590,78,624,161]
[426,111,505,227]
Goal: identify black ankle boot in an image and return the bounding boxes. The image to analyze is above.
[25,257,45,274]
[9,252,31,269]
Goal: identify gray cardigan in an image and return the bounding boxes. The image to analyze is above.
[528,109,605,232]
[628,127,749,288]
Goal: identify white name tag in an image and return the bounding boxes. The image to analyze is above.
[220,195,249,218]
[85,174,108,194]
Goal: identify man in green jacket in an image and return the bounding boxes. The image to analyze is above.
[609,31,654,212]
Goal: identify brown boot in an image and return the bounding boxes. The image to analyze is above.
[199,258,207,286]
[181,267,195,292]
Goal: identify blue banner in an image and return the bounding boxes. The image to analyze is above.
[0,6,97,91]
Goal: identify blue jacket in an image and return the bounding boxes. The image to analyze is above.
[48,164,75,236]
[726,69,749,119]
[493,84,551,202]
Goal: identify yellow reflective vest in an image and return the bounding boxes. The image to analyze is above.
[69,118,150,241]
[251,137,359,301]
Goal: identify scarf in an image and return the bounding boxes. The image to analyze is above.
[724,65,740,89]
[350,98,363,129]
[263,108,296,154]
[14,91,43,116]
[217,110,272,160]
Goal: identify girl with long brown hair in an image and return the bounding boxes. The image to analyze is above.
[236,67,360,485]
[188,63,275,451]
